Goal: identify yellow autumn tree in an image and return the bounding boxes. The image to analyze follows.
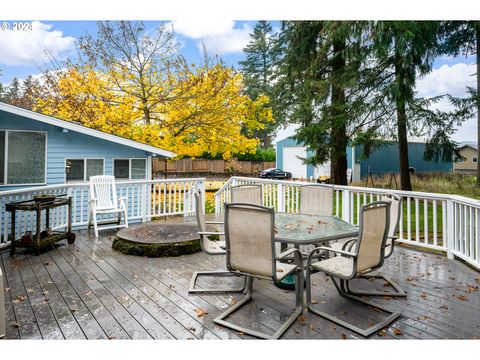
[34,63,273,158]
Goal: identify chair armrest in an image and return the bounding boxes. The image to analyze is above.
[198,231,225,236]
[205,220,224,225]
[277,248,304,271]
[307,246,357,270]
[118,196,127,203]
[341,238,358,252]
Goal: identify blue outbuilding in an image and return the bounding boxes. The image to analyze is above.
[275,136,453,181]
[0,102,175,190]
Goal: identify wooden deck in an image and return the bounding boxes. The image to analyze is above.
[1,228,480,340]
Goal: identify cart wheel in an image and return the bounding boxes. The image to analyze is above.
[67,233,76,244]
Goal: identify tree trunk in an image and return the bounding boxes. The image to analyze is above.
[395,45,412,191]
[476,25,480,186]
[330,38,348,185]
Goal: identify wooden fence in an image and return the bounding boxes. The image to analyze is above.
[153,158,275,175]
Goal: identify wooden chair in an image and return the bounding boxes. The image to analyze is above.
[188,190,246,294]
[306,201,401,337]
[88,175,128,237]
[213,203,304,339]
[299,184,334,216]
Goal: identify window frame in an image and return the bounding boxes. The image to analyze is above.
[0,129,48,187]
[65,158,105,183]
[472,157,478,164]
[113,158,147,180]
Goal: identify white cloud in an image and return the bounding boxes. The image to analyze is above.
[0,21,75,66]
[416,62,478,142]
[172,20,252,55]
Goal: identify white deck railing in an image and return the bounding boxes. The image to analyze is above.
[0,178,205,248]
[215,176,480,271]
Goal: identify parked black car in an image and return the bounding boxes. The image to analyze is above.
[258,168,292,180]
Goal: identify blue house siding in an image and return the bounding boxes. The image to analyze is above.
[355,142,453,179]
[1,110,151,190]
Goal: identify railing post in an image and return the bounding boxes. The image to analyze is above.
[446,198,455,260]
[342,189,351,224]
[140,184,149,222]
[277,183,284,212]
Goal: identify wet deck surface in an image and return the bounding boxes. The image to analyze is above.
[1,226,480,340]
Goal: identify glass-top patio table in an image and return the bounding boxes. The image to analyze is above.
[274,213,358,246]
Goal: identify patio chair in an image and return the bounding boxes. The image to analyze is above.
[299,184,334,216]
[332,194,406,297]
[88,175,128,237]
[0,267,5,338]
[188,190,247,294]
[306,201,401,337]
[230,184,263,205]
[213,203,304,339]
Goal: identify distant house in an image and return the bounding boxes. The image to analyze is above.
[275,136,452,181]
[454,143,478,174]
[0,102,175,190]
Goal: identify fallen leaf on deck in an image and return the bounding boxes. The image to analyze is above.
[448,276,455,280]
[393,328,402,336]
[466,285,478,293]
[187,326,196,332]
[276,269,284,272]
[309,324,315,331]
[297,315,307,323]
[26,288,33,293]
[383,296,393,300]
[44,262,51,266]
[341,333,347,339]
[17,295,26,301]
[108,336,115,340]
[231,298,238,305]
[320,300,328,304]
[236,331,245,336]
[11,321,20,328]
[377,330,387,337]
[439,305,448,310]
[311,299,318,304]
[418,315,428,320]
[420,293,428,299]
[195,308,207,317]
[456,295,469,301]
[4,287,10,292]
[373,307,383,313]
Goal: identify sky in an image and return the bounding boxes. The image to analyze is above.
[0,19,477,144]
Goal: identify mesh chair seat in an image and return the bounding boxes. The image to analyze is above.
[275,262,298,281]
[311,256,354,278]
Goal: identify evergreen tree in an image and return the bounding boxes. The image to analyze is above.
[240,21,278,148]
[273,21,372,185]
[440,21,480,185]
[370,21,459,191]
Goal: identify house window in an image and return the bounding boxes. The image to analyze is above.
[66,159,104,182]
[473,157,478,163]
[114,159,147,180]
[0,130,47,186]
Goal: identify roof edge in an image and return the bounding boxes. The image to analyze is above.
[0,102,176,158]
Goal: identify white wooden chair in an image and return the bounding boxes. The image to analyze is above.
[88,175,128,237]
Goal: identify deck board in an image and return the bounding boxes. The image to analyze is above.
[1,228,480,340]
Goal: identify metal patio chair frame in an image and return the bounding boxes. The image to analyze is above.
[338,194,406,297]
[299,184,334,216]
[230,184,263,205]
[88,175,128,237]
[188,190,247,294]
[0,266,5,339]
[306,201,401,337]
[213,203,304,339]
